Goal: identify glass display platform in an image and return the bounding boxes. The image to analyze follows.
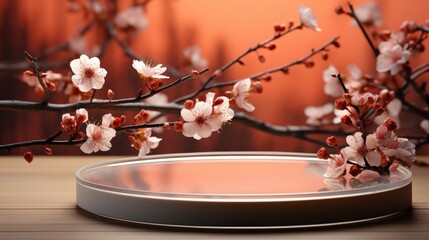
[76,152,412,229]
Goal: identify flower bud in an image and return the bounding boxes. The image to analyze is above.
[107,89,115,100]
[174,121,183,132]
[334,98,348,110]
[23,70,35,77]
[349,165,362,177]
[24,152,34,163]
[163,122,171,129]
[380,30,391,41]
[260,74,272,81]
[214,69,222,77]
[373,103,384,116]
[252,81,263,93]
[384,117,398,131]
[341,115,353,125]
[326,136,337,147]
[334,5,344,14]
[43,146,53,155]
[332,41,340,48]
[111,117,122,128]
[304,60,314,68]
[321,51,329,60]
[191,70,199,78]
[264,43,276,50]
[287,20,294,30]
[184,100,194,109]
[317,147,330,159]
[274,23,286,33]
[258,53,266,63]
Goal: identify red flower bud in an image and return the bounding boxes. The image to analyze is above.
[174,121,183,132]
[111,117,122,128]
[184,100,194,109]
[384,117,398,131]
[265,43,276,50]
[334,98,348,110]
[349,165,363,177]
[341,115,353,125]
[258,54,266,63]
[43,146,53,155]
[304,60,314,68]
[334,6,344,14]
[107,89,115,100]
[252,81,263,93]
[191,70,199,78]
[24,152,34,163]
[326,136,337,147]
[317,147,330,159]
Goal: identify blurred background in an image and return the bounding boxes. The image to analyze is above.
[0,0,428,156]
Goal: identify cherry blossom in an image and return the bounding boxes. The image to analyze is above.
[75,108,89,124]
[342,132,381,166]
[353,2,383,26]
[231,78,255,112]
[304,103,333,125]
[376,40,411,75]
[80,114,116,154]
[323,65,342,97]
[346,64,366,91]
[181,100,222,140]
[205,92,234,123]
[132,60,169,80]
[130,128,162,157]
[299,5,322,32]
[349,92,378,106]
[421,120,429,134]
[324,151,347,178]
[322,64,366,97]
[114,6,148,32]
[70,54,107,92]
[183,46,208,69]
[370,125,416,163]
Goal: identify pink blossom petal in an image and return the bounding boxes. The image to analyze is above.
[80,138,96,154]
[181,109,195,122]
[182,122,198,137]
[197,123,212,138]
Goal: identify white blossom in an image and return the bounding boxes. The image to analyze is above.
[232,78,255,112]
[80,114,116,154]
[114,6,148,32]
[299,5,321,32]
[132,60,169,79]
[304,103,333,125]
[70,54,107,92]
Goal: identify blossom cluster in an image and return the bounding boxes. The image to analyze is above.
[309,2,427,178]
[0,1,426,179]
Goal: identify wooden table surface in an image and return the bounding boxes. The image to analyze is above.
[0,155,428,240]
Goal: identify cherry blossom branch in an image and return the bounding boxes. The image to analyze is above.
[178,36,340,98]
[234,112,348,146]
[0,68,207,113]
[24,51,50,103]
[346,2,379,57]
[174,24,305,102]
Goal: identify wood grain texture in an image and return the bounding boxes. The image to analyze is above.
[1,156,428,239]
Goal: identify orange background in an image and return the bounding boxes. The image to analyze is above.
[0,0,428,156]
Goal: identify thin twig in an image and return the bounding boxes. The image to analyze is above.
[24,51,50,103]
[347,2,379,57]
[174,25,305,103]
